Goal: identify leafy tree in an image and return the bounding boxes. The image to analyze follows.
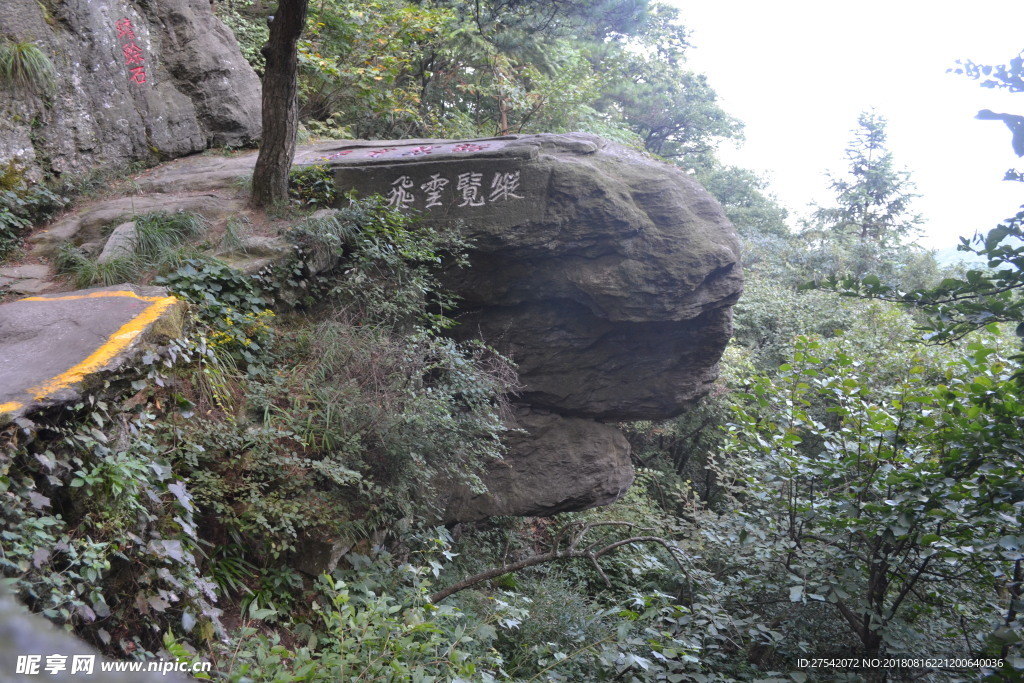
[952,49,1024,92]
[413,0,651,138]
[725,332,1024,675]
[592,4,742,165]
[252,0,310,207]
[830,50,1024,344]
[807,111,922,251]
[835,212,1024,344]
[951,49,1024,180]
[693,161,790,238]
[295,0,452,138]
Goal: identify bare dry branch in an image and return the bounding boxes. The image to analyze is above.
[430,523,687,603]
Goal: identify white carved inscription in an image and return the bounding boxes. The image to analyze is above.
[386,170,526,210]
[456,172,485,207]
[489,171,523,202]
[387,175,415,209]
[421,174,449,208]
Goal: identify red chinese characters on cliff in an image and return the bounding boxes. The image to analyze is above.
[115,18,147,85]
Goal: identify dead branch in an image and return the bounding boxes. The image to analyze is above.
[430,521,689,603]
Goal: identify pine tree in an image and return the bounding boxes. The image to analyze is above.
[811,111,921,249]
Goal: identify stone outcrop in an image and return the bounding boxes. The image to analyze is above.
[445,408,635,521]
[0,135,741,520]
[305,134,744,520]
[0,0,261,180]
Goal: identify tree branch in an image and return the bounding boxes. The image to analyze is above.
[430,523,686,603]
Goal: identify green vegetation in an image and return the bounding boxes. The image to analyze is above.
[6,4,1024,682]
[0,159,66,260]
[0,39,57,95]
[3,195,523,674]
[288,162,337,206]
[220,0,738,167]
[55,210,207,287]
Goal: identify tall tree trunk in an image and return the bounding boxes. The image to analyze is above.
[252,0,309,207]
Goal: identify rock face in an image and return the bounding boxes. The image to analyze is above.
[0,0,261,179]
[446,408,635,521]
[306,134,743,520]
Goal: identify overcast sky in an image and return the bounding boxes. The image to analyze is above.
[673,0,1024,249]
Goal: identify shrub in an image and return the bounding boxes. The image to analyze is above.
[0,160,67,259]
[287,196,470,331]
[288,163,336,207]
[201,538,503,681]
[156,258,274,366]
[1,392,223,656]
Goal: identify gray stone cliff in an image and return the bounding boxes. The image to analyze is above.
[0,0,261,180]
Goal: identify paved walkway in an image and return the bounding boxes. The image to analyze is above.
[0,287,179,418]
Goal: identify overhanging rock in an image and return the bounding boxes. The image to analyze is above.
[445,407,634,522]
[298,133,744,519]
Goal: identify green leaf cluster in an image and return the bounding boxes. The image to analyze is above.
[0,159,66,260]
[1,386,223,657]
[719,330,1024,666]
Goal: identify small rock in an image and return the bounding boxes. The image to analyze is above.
[293,534,355,577]
[79,241,103,257]
[234,235,290,258]
[8,279,50,294]
[0,264,49,279]
[97,222,137,264]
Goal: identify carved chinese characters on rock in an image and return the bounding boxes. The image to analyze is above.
[421,174,449,209]
[456,172,485,207]
[317,142,494,164]
[489,172,524,202]
[386,170,524,210]
[116,18,147,85]
[387,176,416,210]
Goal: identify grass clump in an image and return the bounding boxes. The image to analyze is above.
[132,210,206,266]
[55,244,138,288]
[0,40,57,95]
[56,210,207,286]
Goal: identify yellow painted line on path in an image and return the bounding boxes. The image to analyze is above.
[17,291,179,402]
[19,290,168,304]
[0,401,22,413]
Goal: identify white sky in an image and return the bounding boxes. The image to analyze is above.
[673,0,1024,248]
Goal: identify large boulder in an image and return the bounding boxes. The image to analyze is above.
[0,0,261,179]
[446,407,634,522]
[303,134,743,519]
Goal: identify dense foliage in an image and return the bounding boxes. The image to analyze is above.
[5,4,1024,682]
[0,159,65,259]
[218,0,739,167]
